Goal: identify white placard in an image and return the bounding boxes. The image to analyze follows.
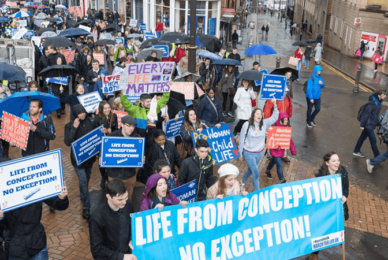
[79,25,91,32]
[77,91,102,113]
[12,28,28,39]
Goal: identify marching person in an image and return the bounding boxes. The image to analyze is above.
[197,87,223,127]
[86,59,102,93]
[179,109,205,159]
[152,159,180,190]
[306,65,325,128]
[293,46,303,81]
[220,66,236,117]
[233,79,256,137]
[155,18,163,38]
[47,44,66,66]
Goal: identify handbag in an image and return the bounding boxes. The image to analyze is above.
[251,98,256,107]
[355,49,361,57]
[288,56,299,66]
[228,87,236,96]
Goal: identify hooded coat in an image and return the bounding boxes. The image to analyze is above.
[314,43,322,62]
[64,104,100,167]
[264,94,293,119]
[360,93,383,129]
[140,174,181,211]
[269,113,296,157]
[306,65,325,100]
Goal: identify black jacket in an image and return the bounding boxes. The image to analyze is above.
[199,63,213,84]
[105,128,140,179]
[232,32,238,41]
[21,111,56,157]
[0,195,68,259]
[64,105,100,167]
[89,200,134,260]
[228,53,241,62]
[97,113,118,132]
[81,61,93,79]
[178,154,216,201]
[265,25,269,32]
[137,126,182,184]
[47,52,67,66]
[360,93,383,129]
[86,69,101,90]
[34,45,42,72]
[38,55,50,72]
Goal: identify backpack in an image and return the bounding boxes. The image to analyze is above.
[377,110,388,142]
[357,102,375,122]
[303,77,314,93]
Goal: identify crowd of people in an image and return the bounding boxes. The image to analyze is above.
[0,3,386,260]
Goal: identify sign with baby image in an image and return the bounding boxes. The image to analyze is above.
[266,126,292,149]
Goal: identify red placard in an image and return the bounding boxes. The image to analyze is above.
[6,1,17,6]
[20,8,28,12]
[266,127,292,149]
[0,112,30,151]
[371,52,383,64]
[113,110,128,128]
[361,34,377,42]
[94,53,105,65]
[223,8,235,17]
[68,6,83,17]
[58,49,75,64]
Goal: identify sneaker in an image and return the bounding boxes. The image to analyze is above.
[366,159,374,174]
[310,121,316,127]
[228,112,234,118]
[280,179,287,184]
[353,152,365,158]
[307,123,312,128]
[265,170,273,179]
[222,112,227,117]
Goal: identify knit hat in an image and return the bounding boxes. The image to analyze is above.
[217,163,239,178]
[121,115,137,126]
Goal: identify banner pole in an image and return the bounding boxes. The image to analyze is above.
[342,243,345,260]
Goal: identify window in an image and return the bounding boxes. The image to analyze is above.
[330,15,334,30]
[344,25,348,45]
[348,28,352,48]
[340,20,345,38]
[334,17,338,34]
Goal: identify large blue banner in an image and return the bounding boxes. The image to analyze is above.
[171,180,196,203]
[100,137,145,168]
[191,123,239,165]
[165,116,184,139]
[71,125,105,166]
[47,77,68,85]
[152,45,169,58]
[131,175,345,259]
[144,32,156,40]
[259,74,287,101]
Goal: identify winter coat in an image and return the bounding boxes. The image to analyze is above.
[64,105,100,168]
[360,41,368,53]
[59,92,81,120]
[38,55,50,72]
[178,154,216,201]
[155,21,163,32]
[306,65,325,100]
[85,68,101,91]
[261,25,265,32]
[232,32,238,41]
[0,190,68,259]
[140,174,181,211]
[269,113,296,158]
[294,48,303,60]
[314,43,322,62]
[81,61,92,79]
[20,111,56,157]
[360,93,383,129]
[264,94,293,119]
[316,166,349,221]
[206,180,241,200]
[137,126,181,184]
[47,52,67,66]
[304,46,312,60]
[103,128,140,179]
[197,95,223,127]
[97,113,118,132]
[265,25,269,32]
[175,47,185,63]
[233,87,256,120]
[89,200,134,259]
[221,71,235,93]
[199,63,214,85]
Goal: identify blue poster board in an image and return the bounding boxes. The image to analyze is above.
[71,125,105,166]
[24,30,34,38]
[126,94,141,104]
[165,117,184,139]
[144,32,156,40]
[259,74,287,101]
[100,137,145,168]
[170,180,196,203]
[152,45,169,58]
[116,37,124,44]
[254,69,268,86]
[191,123,239,165]
[140,23,147,31]
[209,18,216,36]
[47,77,68,85]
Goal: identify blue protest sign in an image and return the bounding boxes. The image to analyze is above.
[47,77,68,85]
[71,125,105,166]
[171,180,196,203]
[144,32,156,40]
[140,23,147,31]
[152,45,169,58]
[126,94,141,104]
[77,91,103,113]
[24,30,34,38]
[115,37,124,44]
[259,74,287,101]
[100,137,145,168]
[131,174,345,259]
[0,149,64,212]
[254,69,268,86]
[165,116,184,139]
[191,123,239,165]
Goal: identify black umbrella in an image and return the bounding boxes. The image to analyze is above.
[159,32,189,44]
[47,17,61,22]
[170,91,186,108]
[94,39,116,45]
[66,20,78,28]
[100,24,115,32]
[77,19,92,25]
[35,27,55,36]
[140,38,165,49]
[306,39,317,44]
[0,63,26,81]
[270,67,298,82]
[292,41,308,46]
[237,70,262,81]
[42,36,75,48]
[199,35,222,53]
[38,65,80,78]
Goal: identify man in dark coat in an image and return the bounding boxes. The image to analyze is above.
[199,58,213,86]
[178,139,216,201]
[354,89,386,158]
[47,44,67,66]
[64,104,100,219]
[232,30,238,48]
[85,59,101,93]
[228,47,241,89]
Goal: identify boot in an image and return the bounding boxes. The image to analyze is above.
[2,147,9,158]
[308,254,319,260]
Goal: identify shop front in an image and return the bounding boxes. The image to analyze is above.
[360,31,388,60]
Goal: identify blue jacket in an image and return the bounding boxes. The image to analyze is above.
[197,95,223,126]
[306,65,325,100]
[360,93,383,129]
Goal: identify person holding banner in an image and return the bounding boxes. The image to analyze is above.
[153,159,180,189]
[179,109,206,159]
[239,98,279,191]
[64,104,100,220]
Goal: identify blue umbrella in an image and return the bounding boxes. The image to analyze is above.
[244,44,277,55]
[0,17,10,23]
[196,35,204,48]
[196,50,221,60]
[212,58,242,66]
[58,28,90,37]
[10,11,33,18]
[0,91,61,117]
[0,62,26,81]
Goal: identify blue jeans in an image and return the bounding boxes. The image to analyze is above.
[266,157,284,179]
[360,52,364,61]
[370,143,388,165]
[242,150,263,191]
[296,60,302,79]
[354,128,380,158]
[9,247,48,260]
[304,59,310,69]
[74,164,93,209]
[233,67,240,89]
[306,97,321,124]
[156,31,162,38]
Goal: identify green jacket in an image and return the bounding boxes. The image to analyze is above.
[120,91,171,129]
[114,47,133,63]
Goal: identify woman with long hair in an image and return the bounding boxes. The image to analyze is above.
[179,108,205,159]
[197,87,222,128]
[221,66,235,117]
[28,80,41,92]
[80,54,93,85]
[239,98,279,191]
[233,79,256,136]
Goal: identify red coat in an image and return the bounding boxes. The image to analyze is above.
[263,95,293,119]
[175,47,185,63]
[155,22,163,32]
[161,56,176,62]
[294,49,303,59]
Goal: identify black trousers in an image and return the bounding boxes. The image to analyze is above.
[222,92,234,112]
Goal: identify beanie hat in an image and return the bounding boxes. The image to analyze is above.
[217,163,239,178]
[121,115,137,126]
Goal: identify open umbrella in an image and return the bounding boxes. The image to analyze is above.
[212,58,242,66]
[270,67,298,82]
[237,70,262,81]
[41,31,57,38]
[0,17,10,23]
[306,39,317,44]
[66,20,78,28]
[0,62,26,81]
[77,19,92,26]
[196,49,221,60]
[292,41,307,46]
[137,48,164,60]
[169,91,186,108]
[42,36,75,48]
[173,72,201,83]
[100,24,115,32]
[34,12,48,19]
[94,39,116,45]
[159,32,189,44]
[35,27,55,36]
[196,35,205,48]
[58,28,90,37]
[47,17,61,22]
[0,91,61,117]
[38,64,80,78]
[126,33,143,39]
[199,35,222,53]
[140,38,164,49]
[10,11,33,18]
[55,5,67,9]
[244,44,277,55]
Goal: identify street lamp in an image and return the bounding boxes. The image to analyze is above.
[188,0,197,73]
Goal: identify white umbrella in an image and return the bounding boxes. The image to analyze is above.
[41,31,57,38]
[137,48,164,59]
[34,13,48,20]
[55,5,67,9]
